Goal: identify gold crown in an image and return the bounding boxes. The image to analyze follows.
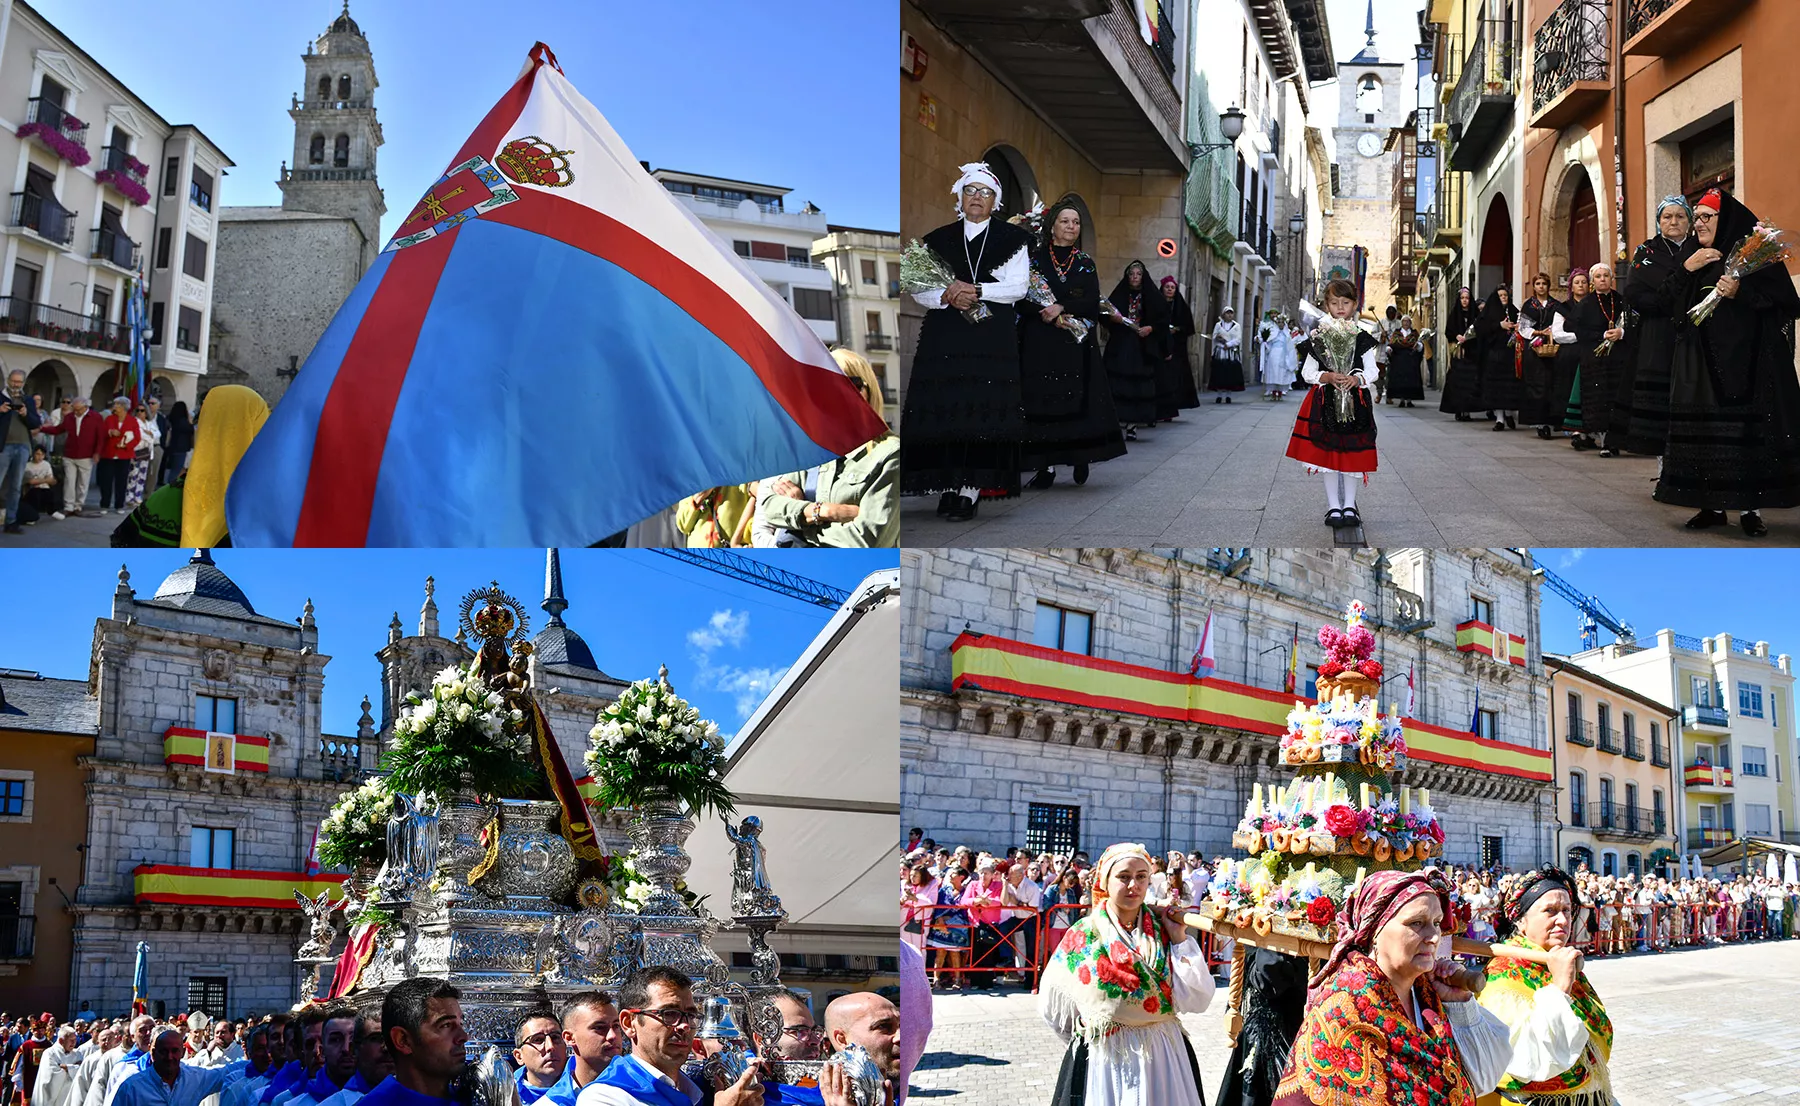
[496,135,574,188]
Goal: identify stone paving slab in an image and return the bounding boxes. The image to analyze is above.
[908,938,1800,1105]
[903,391,1800,548]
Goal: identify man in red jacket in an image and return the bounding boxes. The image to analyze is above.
[38,395,102,517]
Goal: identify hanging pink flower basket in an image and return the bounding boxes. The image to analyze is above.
[96,169,151,207]
[17,120,90,166]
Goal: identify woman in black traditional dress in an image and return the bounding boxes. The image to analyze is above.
[1548,270,1590,443]
[1019,200,1128,489]
[1566,264,1629,453]
[1476,285,1523,430]
[900,162,1033,521]
[1614,195,1699,455]
[1384,313,1425,407]
[1654,187,1800,537]
[1438,286,1484,420]
[1517,273,1573,438]
[1102,261,1165,438]
[1209,307,1245,402]
[1159,276,1202,418]
[1214,949,1308,1106]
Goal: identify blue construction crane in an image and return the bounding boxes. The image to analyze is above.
[1516,552,1635,650]
[652,548,849,610]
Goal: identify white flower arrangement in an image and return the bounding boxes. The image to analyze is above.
[384,662,545,799]
[318,777,396,870]
[585,674,735,819]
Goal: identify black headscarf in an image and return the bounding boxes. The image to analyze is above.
[1038,197,1084,251]
[1109,261,1168,327]
[1447,287,1477,341]
[1685,188,1800,403]
[1474,286,1517,344]
[1496,865,1580,940]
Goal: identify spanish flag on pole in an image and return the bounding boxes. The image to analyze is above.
[131,941,148,1015]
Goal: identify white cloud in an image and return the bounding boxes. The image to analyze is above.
[1557,549,1589,571]
[687,609,749,652]
[685,608,786,721]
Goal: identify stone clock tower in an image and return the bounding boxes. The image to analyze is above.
[1324,1,1407,308]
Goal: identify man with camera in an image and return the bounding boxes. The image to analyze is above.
[0,369,43,534]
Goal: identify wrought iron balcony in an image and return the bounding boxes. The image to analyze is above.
[290,95,373,111]
[1687,827,1731,849]
[1565,717,1595,746]
[1684,762,1733,790]
[281,166,376,183]
[91,228,140,271]
[21,97,88,157]
[866,333,894,351]
[1598,726,1621,754]
[8,192,75,245]
[1447,17,1516,171]
[1624,0,1730,57]
[1651,741,1670,766]
[1683,703,1729,728]
[1624,733,1644,760]
[1532,0,1612,129]
[0,296,131,354]
[1593,804,1666,840]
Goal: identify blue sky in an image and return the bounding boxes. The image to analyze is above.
[36,0,899,238]
[1533,549,1800,659]
[4,548,896,738]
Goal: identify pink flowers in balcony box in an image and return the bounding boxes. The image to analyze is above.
[96,168,150,206]
[17,118,90,166]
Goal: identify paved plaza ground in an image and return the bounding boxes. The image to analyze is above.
[902,390,1800,548]
[909,938,1800,1105]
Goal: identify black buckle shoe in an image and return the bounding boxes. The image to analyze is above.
[1073,463,1090,485]
[936,492,957,516]
[1028,468,1055,490]
[945,495,979,522]
[1684,510,1728,530]
[1742,512,1769,538]
[1326,509,1346,528]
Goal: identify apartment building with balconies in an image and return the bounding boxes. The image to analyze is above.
[650,168,837,346]
[1544,654,1679,879]
[1518,0,1800,307]
[810,225,901,403]
[0,0,230,411]
[1574,630,1798,875]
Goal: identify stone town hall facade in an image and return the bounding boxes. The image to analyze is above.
[64,550,621,1017]
[901,548,1557,871]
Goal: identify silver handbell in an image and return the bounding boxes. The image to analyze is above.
[694,995,744,1041]
[826,1042,885,1106]
[473,1046,522,1106]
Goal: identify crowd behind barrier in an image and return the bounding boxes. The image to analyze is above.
[899,834,1800,992]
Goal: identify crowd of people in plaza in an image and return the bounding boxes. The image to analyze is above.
[4,968,906,1106]
[898,827,1800,995]
[1432,188,1800,538]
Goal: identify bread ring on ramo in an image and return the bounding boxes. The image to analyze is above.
[1352,832,1373,856]
[1235,909,1256,928]
[1373,838,1392,863]
[1290,832,1311,855]
[1252,912,1273,936]
[1303,745,1322,763]
[1269,828,1292,851]
[1394,842,1415,863]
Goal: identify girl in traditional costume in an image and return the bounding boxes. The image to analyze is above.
[1565,265,1629,454]
[1287,278,1380,530]
[1274,869,1511,1106]
[1038,842,1216,1106]
[1614,195,1699,456]
[1439,287,1485,420]
[1516,274,1576,440]
[1652,187,1800,537]
[1478,866,1617,1106]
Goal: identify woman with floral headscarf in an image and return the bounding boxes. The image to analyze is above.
[1038,843,1215,1106]
[1478,866,1617,1106]
[1274,868,1511,1106]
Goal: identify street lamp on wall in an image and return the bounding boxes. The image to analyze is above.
[1189,105,1247,156]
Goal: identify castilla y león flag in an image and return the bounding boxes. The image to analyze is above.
[226,43,884,546]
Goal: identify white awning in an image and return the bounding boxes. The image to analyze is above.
[685,571,900,958]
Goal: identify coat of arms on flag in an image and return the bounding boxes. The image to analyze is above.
[387,156,522,253]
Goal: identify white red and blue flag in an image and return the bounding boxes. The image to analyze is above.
[1189,611,1215,678]
[226,43,884,546]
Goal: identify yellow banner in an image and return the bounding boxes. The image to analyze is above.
[951,633,1551,781]
[133,865,344,909]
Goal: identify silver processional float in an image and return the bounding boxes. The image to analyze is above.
[297,583,882,1104]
